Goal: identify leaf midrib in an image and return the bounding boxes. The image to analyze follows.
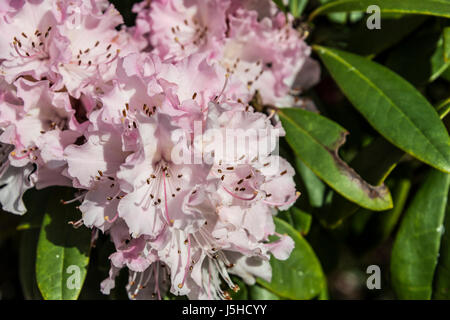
[318,47,449,168]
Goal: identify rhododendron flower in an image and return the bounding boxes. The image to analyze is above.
[0,0,141,97]
[0,0,319,300]
[135,0,320,107]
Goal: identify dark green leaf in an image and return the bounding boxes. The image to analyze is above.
[391,169,450,299]
[367,177,412,245]
[386,28,450,85]
[279,108,392,212]
[345,15,426,58]
[36,187,91,300]
[310,0,450,21]
[315,45,450,173]
[442,66,450,82]
[257,218,325,299]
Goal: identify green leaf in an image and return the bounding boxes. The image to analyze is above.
[442,66,450,82]
[386,29,450,85]
[257,217,325,299]
[319,136,404,228]
[310,0,450,21]
[433,197,450,299]
[391,169,450,299]
[444,27,450,62]
[289,0,308,17]
[315,45,450,173]
[318,285,330,300]
[19,189,51,300]
[36,187,91,300]
[295,158,326,208]
[367,177,412,245]
[431,36,450,82]
[290,207,312,236]
[249,285,281,300]
[317,0,364,24]
[345,15,426,58]
[279,108,392,211]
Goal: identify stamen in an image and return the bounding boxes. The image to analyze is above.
[179,235,191,289]
[222,186,258,201]
[263,191,300,207]
[68,219,84,229]
[61,193,85,205]
[163,170,174,226]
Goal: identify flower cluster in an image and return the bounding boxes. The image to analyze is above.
[0,0,319,299]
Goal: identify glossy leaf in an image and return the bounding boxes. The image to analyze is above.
[315,45,450,173]
[257,218,325,299]
[391,169,450,299]
[289,0,308,17]
[36,187,91,300]
[310,0,450,21]
[279,108,392,212]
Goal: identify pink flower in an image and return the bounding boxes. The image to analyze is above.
[134,0,319,107]
[0,0,312,300]
[0,0,64,83]
[0,77,82,212]
[0,78,82,167]
[135,0,230,62]
[220,9,318,106]
[0,0,143,98]
[52,1,125,97]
